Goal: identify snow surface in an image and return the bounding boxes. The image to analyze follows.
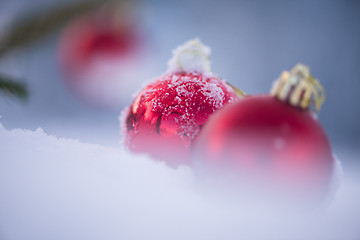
[1,123,360,240]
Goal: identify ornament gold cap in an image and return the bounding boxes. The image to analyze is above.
[270,63,325,111]
[167,39,246,98]
[227,82,246,98]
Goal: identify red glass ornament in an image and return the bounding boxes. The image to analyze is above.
[125,72,239,167]
[58,10,142,107]
[194,95,334,200]
[59,14,138,73]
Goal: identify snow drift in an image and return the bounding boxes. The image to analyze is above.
[0,123,359,240]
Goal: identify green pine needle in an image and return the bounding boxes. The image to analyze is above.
[0,74,28,100]
[0,0,104,57]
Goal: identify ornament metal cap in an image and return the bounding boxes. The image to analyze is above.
[270,63,326,111]
[167,39,245,98]
[167,38,212,74]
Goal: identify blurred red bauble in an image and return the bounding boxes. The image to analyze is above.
[58,8,144,107]
[125,71,239,167]
[194,64,334,202]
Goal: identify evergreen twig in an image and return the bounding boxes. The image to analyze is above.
[0,0,104,57]
[0,74,28,100]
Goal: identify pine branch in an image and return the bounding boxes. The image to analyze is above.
[0,0,128,101]
[0,0,105,57]
[0,74,28,100]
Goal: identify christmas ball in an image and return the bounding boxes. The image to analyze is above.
[124,39,242,167]
[194,64,335,203]
[58,7,145,108]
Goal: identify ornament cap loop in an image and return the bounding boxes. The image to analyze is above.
[270,63,326,111]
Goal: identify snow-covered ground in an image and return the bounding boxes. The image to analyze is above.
[1,123,359,240]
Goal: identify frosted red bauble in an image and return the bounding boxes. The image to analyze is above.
[194,95,334,200]
[125,72,238,167]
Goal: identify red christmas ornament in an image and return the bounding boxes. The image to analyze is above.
[58,7,143,107]
[194,64,334,202]
[124,39,242,167]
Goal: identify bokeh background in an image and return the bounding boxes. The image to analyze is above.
[1,1,360,240]
[0,0,359,153]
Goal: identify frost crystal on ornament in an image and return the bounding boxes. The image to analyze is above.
[124,39,240,166]
[167,38,211,74]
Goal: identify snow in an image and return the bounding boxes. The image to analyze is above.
[1,123,360,240]
[167,39,212,74]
